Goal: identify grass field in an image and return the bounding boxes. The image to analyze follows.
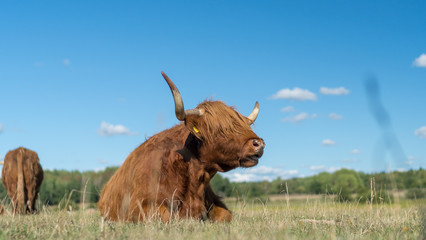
[0,196,424,239]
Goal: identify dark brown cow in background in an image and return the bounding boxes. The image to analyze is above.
[98,71,265,222]
[2,147,44,214]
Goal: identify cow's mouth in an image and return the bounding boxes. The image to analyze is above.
[216,162,238,172]
[240,154,260,167]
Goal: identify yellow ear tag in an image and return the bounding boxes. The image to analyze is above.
[193,126,200,133]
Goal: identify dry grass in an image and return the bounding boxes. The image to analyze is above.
[0,197,424,239]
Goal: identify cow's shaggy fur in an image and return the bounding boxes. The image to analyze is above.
[2,147,44,214]
[98,73,264,222]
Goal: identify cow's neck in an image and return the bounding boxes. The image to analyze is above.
[173,129,214,218]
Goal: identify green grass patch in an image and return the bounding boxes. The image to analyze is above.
[0,198,424,239]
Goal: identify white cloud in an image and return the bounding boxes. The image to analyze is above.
[0,123,3,133]
[327,167,342,172]
[407,156,421,160]
[281,106,294,113]
[341,158,358,163]
[98,158,109,164]
[310,165,325,171]
[245,166,282,175]
[396,168,407,172]
[282,113,310,124]
[223,172,259,182]
[94,167,106,173]
[320,87,349,95]
[309,166,342,173]
[322,139,337,146]
[413,53,426,67]
[246,166,299,176]
[63,59,71,66]
[414,126,426,138]
[405,156,422,165]
[285,170,299,175]
[222,166,299,182]
[97,121,138,137]
[311,114,318,119]
[329,113,343,120]
[404,160,413,166]
[310,166,342,173]
[272,87,317,101]
[350,149,361,154]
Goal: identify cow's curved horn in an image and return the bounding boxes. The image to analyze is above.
[161,71,204,121]
[247,101,259,124]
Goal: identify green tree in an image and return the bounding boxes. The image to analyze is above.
[210,174,232,197]
[331,169,365,201]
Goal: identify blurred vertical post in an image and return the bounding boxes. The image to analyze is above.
[365,75,408,204]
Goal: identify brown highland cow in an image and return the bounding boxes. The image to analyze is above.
[1,147,44,214]
[98,71,265,222]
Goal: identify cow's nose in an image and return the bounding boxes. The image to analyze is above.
[252,139,265,156]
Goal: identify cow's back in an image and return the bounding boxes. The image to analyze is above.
[98,140,163,221]
[98,125,187,222]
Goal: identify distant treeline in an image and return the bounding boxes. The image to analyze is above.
[212,168,426,202]
[0,167,118,207]
[0,167,424,206]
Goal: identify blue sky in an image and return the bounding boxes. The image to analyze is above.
[1,1,425,181]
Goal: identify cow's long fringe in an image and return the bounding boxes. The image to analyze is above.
[197,101,257,144]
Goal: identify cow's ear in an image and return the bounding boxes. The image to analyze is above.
[184,118,203,140]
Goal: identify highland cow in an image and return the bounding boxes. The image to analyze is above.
[98,71,265,222]
[1,147,44,214]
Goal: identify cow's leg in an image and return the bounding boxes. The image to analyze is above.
[158,204,171,222]
[11,199,18,215]
[10,189,18,215]
[0,205,5,215]
[26,185,36,213]
[179,199,206,220]
[204,184,232,222]
[208,205,232,222]
[130,200,171,223]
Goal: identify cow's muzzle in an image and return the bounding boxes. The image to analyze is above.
[240,138,265,167]
[251,138,265,158]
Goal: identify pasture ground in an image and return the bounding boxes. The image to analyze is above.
[0,196,424,239]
